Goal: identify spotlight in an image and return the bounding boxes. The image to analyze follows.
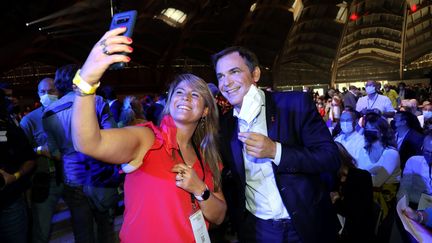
[25,23,30,26]
[38,27,42,31]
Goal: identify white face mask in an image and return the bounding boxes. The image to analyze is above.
[365,86,376,95]
[40,94,58,107]
[340,122,354,134]
[424,111,432,120]
[237,85,262,124]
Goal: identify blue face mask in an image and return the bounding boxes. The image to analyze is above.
[340,122,354,134]
[365,86,376,95]
[364,130,380,144]
[423,111,432,120]
[39,94,58,107]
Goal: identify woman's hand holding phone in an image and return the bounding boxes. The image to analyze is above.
[80,27,133,86]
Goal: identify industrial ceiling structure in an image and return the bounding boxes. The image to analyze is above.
[1,0,432,95]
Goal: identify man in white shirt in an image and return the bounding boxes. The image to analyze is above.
[335,110,364,161]
[356,80,395,118]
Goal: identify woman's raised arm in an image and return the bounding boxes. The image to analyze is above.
[72,27,154,164]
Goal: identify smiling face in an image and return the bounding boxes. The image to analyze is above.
[167,78,208,125]
[215,52,260,112]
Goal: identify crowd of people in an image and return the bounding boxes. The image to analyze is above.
[1,26,432,243]
[314,79,432,242]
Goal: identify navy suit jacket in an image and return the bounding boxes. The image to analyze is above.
[219,91,340,243]
[399,129,424,172]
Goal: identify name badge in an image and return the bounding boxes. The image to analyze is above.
[418,193,432,210]
[189,210,210,243]
[0,130,7,142]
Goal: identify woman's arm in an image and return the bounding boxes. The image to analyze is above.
[199,190,227,225]
[71,27,154,164]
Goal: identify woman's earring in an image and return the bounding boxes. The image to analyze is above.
[200,116,206,129]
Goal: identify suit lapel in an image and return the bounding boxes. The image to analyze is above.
[265,91,278,140]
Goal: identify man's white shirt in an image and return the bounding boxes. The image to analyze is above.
[234,85,289,220]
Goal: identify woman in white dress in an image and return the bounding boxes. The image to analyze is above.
[357,111,401,242]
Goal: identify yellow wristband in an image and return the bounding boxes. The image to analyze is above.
[73,69,100,95]
[13,171,21,180]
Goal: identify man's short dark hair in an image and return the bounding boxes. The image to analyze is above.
[54,64,80,94]
[349,85,357,90]
[211,46,259,73]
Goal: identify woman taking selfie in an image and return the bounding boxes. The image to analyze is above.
[71,27,226,242]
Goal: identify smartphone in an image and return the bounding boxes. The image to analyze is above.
[109,10,137,70]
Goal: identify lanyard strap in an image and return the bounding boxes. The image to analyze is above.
[367,94,378,109]
[177,141,205,210]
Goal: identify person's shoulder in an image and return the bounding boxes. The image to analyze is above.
[269,91,310,105]
[383,147,400,157]
[406,155,424,165]
[378,94,391,101]
[409,128,424,138]
[21,107,43,122]
[357,95,367,102]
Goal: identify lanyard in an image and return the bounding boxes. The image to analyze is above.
[177,141,205,210]
[367,94,378,109]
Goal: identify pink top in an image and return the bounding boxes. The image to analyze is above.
[119,115,215,243]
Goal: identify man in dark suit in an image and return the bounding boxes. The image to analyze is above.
[212,46,340,243]
[100,85,122,123]
[394,111,424,172]
[343,85,358,110]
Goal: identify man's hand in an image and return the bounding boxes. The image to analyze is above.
[238,132,276,159]
[403,206,417,221]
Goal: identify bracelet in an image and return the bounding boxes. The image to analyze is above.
[194,184,210,201]
[74,87,95,97]
[72,69,100,95]
[13,171,21,180]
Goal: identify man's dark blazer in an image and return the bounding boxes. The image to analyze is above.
[399,129,424,172]
[109,99,122,123]
[343,91,358,110]
[219,91,340,243]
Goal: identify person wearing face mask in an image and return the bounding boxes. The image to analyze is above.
[393,111,424,172]
[20,77,63,243]
[329,96,342,128]
[419,101,432,129]
[356,80,395,118]
[397,134,432,242]
[335,110,364,161]
[357,112,401,242]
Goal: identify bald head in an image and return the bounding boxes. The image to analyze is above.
[37,78,57,97]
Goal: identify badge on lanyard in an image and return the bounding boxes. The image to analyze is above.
[189,209,210,243]
[0,131,7,142]
[179,141,210,243]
